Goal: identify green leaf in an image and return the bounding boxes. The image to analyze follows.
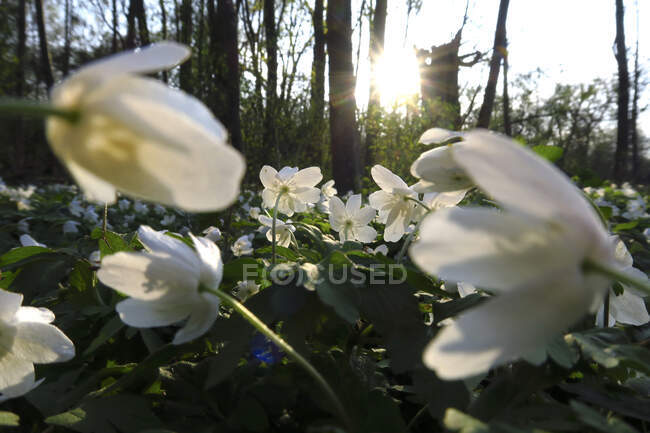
[570,400,639,433]
[444,408,490,433]
[0,411,19,427]
[613,221,638,232]
[546,335,579,369]
[314,264,359,323]
[0,246,51,268]
[532,145,563,163]
[83,315,125,356]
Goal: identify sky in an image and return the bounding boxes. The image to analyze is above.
[353,0,649,135]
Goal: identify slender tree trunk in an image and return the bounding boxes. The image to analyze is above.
[179,0,193,93]
[309,0,326,163]
[476,0,509,128]
[126,0,136,48]
[264,0,279,162]
[62,0,71,77]
[209,0,243,152]
[613,0,629,182]
[630,27,640,180]
[365,0,387,166]
[135,0,150,46]
[112,0,118,52]
[159,0,168,82]
[14,0,27,172]
[197,0,205,98]
[327,0,359,192]
[502,38,511,136]
[34,0,55,90]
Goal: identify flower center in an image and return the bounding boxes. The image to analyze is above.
[280,185,290,194]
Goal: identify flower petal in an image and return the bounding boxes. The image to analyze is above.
[355,206,377,227]
[259,165,278,189]
[172,293,220,345]
[0,289,23,322]
[454,130,602,233]
[609,288,650,326]
[328,196,347,231]
[62,159,118,204]
[354,226,377,243]
[190,235,224,290]
[410,207,586,291]
[346,194,362,214]
[371,165,408,192]
[12,319,75,363]
[138,226,198,269]
[423,273,594,379]
[383,205,409,242]
[116,297,191,328]
[410,145,473,192]
[289,167,322,188]
[368,190,394,212]
[0,352,37,402]
[293,187,321,204]
[419,128,463,144]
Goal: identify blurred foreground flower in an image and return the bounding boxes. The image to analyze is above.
[46,42,245,212]
[97,226,222,345]
[410,130,617,379]
[0,289,75,402]
[259,166,322,216]
[328,194,377,243]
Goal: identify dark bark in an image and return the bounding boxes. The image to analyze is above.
[613,0,629,181]
[179,0,193,93]
[34,0,55,90]
[476,0,509,128]
[126,0,136,48]
[135,0,150,46]
[159,0,168,82]
[502,38,511,136]
[365,0,387,166]
[630,29,640,180]
[309,0,326,161]
[327,0,359,192]
[62,0,71,77]
[197,0,205,97]
[264,0,279,161]
[112,0,118,52]
[208,0,243,152]
[14,0,27,172]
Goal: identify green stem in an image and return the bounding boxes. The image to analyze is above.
[206,287,352,430]
[406,196,432,212]
[405,403,429,432]
[582,191,609,229]
[395,197,433,263]
[0,98,80,123]
[584,259,650,297]
[102,202,109,236]
[271,192,284,267]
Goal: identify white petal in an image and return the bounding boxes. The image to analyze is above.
[116,298,191,328]
[423,273,594,379]
[259,166,278,189]
[262,188,279,209]
[419,128,463,144]
[609,289,650,326]
[371,165,409,192]
[190,235,223,290]
[457,282,477,298]
[346,194,362,214]
[14,307,55,324]
[98,252,199,301]
[277,166,299,180]
[0,352,37,402]
[383,205,409,242]
[71,41,190,78]
[19,234,46,248]
[64,159,117,204]
[293,187,321,204]
[0,289,23,322]
[258,215,273,227]
[354,206,377,227]
[138,226,197,268]
[410,207,586,291]
[454,130,602,233]
[11,319,75,363]
[328,197,347,231]
[368,190,395,211]
[354,226,377,243]
[410,145,473,192]
[172,293,220,345]
[289,167,322,188]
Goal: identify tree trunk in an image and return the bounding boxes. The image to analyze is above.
[476,0,509,128]
[327,0,359,192]
[264,0,279,162]
[34,0,55,90]
[159,0,168,82]
[14,0,27,172]
[364,0,387,167]
[613,0,629,182]
[208,0,243,152]
[309,0,326,163]
[126,0,136,48]
[179,0,193,93]
[630,27,640,180]
[112,0,118,52]
[135,0,150,46]
[62,0,71,77]
[502,38,511,136]
[197,0,205,98]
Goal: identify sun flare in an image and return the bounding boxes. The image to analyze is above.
[375,48,421,108]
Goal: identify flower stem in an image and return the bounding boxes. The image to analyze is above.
[396,212,429,264]
[0,98,80,123]
[406,196,432,212]
[584,259,650,297]
[271,192,284,267]
[206,287,352,430]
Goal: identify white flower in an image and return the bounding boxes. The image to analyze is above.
[249,207,261,219]
[16,218,30,233]
[46,42,245,212]
[596,238,649,327]
[258,215,296,248]
[328,195,377,243]
[0,289,75,402]
[160,214,176,226]
[202,226,222,242]
[412,189,469,222]
[410,130,616,380]
[68,198,85,217]
[19,234,46,248]
[124,214,136,225]
[368,165,418,242]
[259,166,322,216]
[320,180,337,199]
[63,220,81,234]
[418,127,464,145]
[83,206,100,224]
[118,199,131,211]
[369,244,389,256]
[410,144,474,193]
[97,226,222,345]
[89,250,101,266]
[153,204,167,215]
[133,201,148,214]
[231,235,254,257]
[234,280,260,301]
